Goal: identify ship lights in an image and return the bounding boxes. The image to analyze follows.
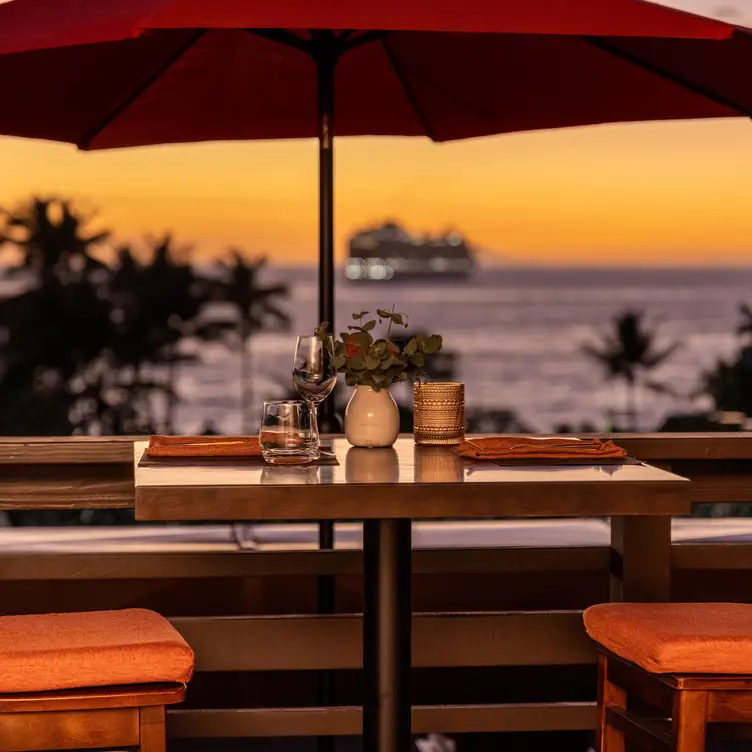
[345,257,395,280]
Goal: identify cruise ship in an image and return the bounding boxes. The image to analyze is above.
[345,222,477,282]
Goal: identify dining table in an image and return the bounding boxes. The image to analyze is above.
[133,437,691,752]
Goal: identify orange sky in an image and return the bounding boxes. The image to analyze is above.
[2,117,752,265]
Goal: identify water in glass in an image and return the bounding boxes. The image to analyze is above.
[260,400,317,465]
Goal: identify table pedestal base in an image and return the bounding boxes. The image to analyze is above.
[363,519,412,752]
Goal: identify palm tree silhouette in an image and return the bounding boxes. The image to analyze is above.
[0,196,291,439]
[693,304,752,420]
[109,236,226,433]
[0,200,225,436]
[738,303,752,338]
[731,303,752,416]
[0,197,109,283]
[214,253,289,432]
[695,358,742,415]
[0,197,113,435]
[583,309,679,431]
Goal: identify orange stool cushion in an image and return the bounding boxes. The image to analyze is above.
[584,603,752,674]
[0,609,194,693]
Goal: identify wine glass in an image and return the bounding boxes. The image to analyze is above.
[293,334,337,455]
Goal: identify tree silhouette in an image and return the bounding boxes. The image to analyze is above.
[0,199,232,437]
[735,304,752,416]
[737,303,752,338]
[694,358,742,415]
[0,197,113,435]
[582,310,679,431]
[214,253,290,432]
[108,236,228,433]
[0,197,292,442]
[0,197,109,282]
[694,303,752,419]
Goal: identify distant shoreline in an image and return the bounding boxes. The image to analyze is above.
[259,262,752,272]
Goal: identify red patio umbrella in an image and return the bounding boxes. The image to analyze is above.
[0,0,742,340]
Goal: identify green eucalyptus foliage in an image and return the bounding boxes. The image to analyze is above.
[315,309,443,391]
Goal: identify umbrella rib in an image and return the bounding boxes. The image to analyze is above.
[380,37,437,141]
[343,30,391,52]
[583,36,751,118]
[246,29,313,56]
[77,29,207,150]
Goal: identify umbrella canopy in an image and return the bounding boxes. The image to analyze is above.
[1,28,750,148]
[0,0,732,53]
[0,0,745,381]
[0,1,741,149]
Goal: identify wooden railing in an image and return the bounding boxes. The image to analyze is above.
[0,433,750,742]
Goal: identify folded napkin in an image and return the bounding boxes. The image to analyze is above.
[147,435,262,458]
[459,436,627,460]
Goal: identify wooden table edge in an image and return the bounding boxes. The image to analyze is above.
[135,478,691,522]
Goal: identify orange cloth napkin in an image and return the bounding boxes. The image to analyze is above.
[459,436,627,460]
[147,435,262,458]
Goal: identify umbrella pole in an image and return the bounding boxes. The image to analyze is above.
[316,40,336,752]
[318,45,336,431]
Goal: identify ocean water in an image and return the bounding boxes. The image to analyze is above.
[174,265,752,434]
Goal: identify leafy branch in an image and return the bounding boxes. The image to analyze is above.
[315,309,442,391]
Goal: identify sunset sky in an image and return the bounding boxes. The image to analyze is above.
[2,116,752,266]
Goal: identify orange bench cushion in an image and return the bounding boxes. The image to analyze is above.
[0,609,194,693]
[585,603,752,674]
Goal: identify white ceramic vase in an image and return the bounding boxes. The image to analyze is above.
[345,386,400,448]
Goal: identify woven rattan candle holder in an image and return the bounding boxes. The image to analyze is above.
[413,381,465,445]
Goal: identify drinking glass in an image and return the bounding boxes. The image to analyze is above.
[293,334,337,454]
[259,400,317,465]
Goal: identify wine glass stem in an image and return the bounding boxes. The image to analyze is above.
[308,399,320,455]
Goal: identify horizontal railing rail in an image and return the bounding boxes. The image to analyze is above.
[0,433,750,509]
[166,702,600,738]
[4,542,752,581]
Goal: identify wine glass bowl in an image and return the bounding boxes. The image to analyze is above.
[293,334,337,453]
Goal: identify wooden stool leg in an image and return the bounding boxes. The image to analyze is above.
[672,691,708,752]
[597,653,626,752]
[139,705,167,752]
